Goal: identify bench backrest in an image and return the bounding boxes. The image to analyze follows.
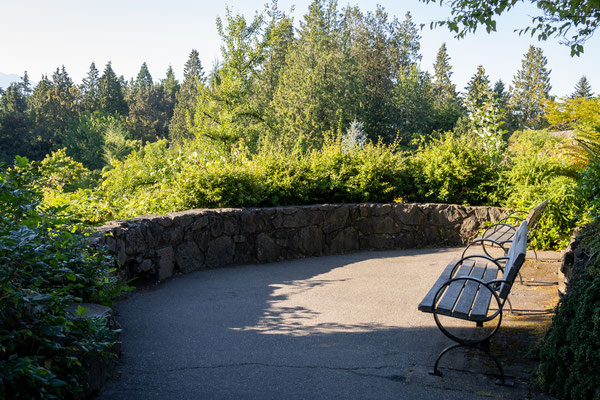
[525,199,548,232]
[499,220,528,299]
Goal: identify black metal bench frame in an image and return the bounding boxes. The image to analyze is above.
[418,220,529,386]
[461,199,548,263]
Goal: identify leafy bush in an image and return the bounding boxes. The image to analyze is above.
[537,239,600,400]
[0,158,126,399]
[408,132,500,205]
[499,130,585,249]
[99,135,408,218]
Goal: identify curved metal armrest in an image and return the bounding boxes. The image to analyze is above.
[507,210,528,218]
[450,254,505,277]
[460,238,510,260]
[482,223,517,237]
[497,216,525,225]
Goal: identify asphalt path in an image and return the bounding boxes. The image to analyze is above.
[98,248,554,400]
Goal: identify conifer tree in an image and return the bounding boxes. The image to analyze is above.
[342,6,395,141]
[509,45,552,129]
[135,62,153,91]
[254,1,294,114]
[0,82,32,161]
[126,84,169,143]
[571,75,594,99]
[161,66,179,123]
[391,11,422,78]
[430,43,462,132]
[464,65,504,151]
[273,0,355,147]
[21,71,32,96]
[191,8,269,149]
[169,50,204,143]
[393,65,435,142]
[81,62,100,112]
[98,62,128,115]
[27,67,79,156]
[465,65,492,109]
[432,43,456,106]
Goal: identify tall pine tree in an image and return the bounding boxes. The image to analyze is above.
[391,11,421,78]
[191,8,269,150]
[99,62,128,115]
[0,82,32,161]
[432,43,456,106]
[273,0,356,147]
[169,50,204,143]
[571,76,594,99]
[134,62,153,91]
[81,62,100,113]
[509,45,552,129]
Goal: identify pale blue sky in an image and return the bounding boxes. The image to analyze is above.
[1,0,598,97]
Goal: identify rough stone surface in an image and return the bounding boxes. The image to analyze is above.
[93,203,508,282]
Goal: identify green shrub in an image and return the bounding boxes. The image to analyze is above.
[99,135,408,218]
[409,132,500,205]
[537,245,600,400]
[499,130,585,249]
[0,158,126,399]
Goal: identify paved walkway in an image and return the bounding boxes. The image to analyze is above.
[98,248,559,399]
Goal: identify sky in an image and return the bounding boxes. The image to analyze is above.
[1,0,598,97]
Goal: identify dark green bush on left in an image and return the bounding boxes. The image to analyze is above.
[0,157,126,399]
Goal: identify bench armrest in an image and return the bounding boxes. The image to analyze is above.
[450,254,505,277]
[482,223,517,237]
[460,238,511,260]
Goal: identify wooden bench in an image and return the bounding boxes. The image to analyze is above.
[418,220,529,386]
[461,199,547,260]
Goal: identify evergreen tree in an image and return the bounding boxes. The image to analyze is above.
[509,45,552,129]
[161,66,179,124]
[98,62,128,115]
[169,50,204,143]
[464,66,504,151]
[273,0,355,147]
[135,62,153,91]
[27,67,79,155]
[126,85,170,143]
[342,5,396,141]
[432,43,456,106]
[391,11,422,78]
[571,75,594,99]
[465,65,493,108]
[81,62,101,112]
[253,1,294,116]
[21,71,32,96]
[392,65,435,142]
[0,82,32,161]
[191,7,271,149]
[430,43,462,132]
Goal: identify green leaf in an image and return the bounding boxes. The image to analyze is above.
[75,305,89,317]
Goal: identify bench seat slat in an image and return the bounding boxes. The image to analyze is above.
[469,265,500,321]
[451,261,487,319]
[418,260,458,313]
[434,262,475,316]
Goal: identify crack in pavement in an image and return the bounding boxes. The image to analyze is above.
[130,362,406,382]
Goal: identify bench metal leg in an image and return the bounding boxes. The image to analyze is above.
[428,342,513,386]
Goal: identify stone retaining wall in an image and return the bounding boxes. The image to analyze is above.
[94,203,506,282]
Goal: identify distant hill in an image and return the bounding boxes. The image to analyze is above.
[0,72,22,90]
